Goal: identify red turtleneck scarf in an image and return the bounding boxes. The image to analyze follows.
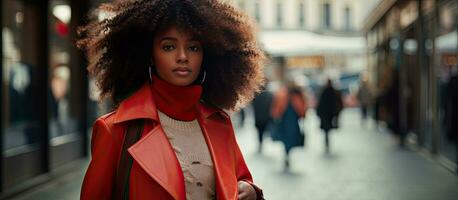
[150,75,203,121]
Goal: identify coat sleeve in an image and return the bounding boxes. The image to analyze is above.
[81,119,118,200]
[234,139,264,200]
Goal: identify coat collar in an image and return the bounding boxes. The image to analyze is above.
[113,83,159,124]
[113,82,229,124]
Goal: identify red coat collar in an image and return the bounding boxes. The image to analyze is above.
[113,82,229,124]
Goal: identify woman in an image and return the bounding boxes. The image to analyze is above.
[270,83,307,171]
[78,1,265,199]
[251,86,273,153]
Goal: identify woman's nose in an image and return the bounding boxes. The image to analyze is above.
[176,47,188,63]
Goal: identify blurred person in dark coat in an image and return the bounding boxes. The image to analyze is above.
[271,82,307,171]
[252,86,273,153]
[357,78,373,124]
[447,66,458,143]
[449,67,458,175]
[382,71,403,146]
[317,79,341,153]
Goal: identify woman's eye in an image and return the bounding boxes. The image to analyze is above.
[189,45,200,52]
[162,44,175,51]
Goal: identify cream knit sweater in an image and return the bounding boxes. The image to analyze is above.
[158,111,216,200]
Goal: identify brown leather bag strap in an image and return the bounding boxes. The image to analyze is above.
[114,120,145,200]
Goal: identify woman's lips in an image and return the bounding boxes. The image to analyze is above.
[173,67,191,76]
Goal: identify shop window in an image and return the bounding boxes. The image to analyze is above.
[255,1,260,24]
[48,0,80,140]
[322,3,331,29]
[298,1,305,28]
[2,0,43,151]
[344,7,351,31]
[276,1,282,27]
[436,0,457,166]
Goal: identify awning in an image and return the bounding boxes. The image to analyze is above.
[259,30,366,57]
[436,30,457,52]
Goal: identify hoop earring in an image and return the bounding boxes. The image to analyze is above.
[149,66,153,83]
[200,70,206,85]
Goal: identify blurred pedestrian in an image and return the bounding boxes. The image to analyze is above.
[271,83,307,171]
[357,78,373,124]
[446,66,458,143]
[317,79,341,153]
[446,66,458,175]
[252,86,273,153]
[373,85,384,132]
[78,1,264,199]
[382,71,404,147]
[239,108,246,128]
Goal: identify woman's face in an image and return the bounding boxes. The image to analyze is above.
[152,26,203,86]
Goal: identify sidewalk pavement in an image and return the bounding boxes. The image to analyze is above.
[9,108,458,200]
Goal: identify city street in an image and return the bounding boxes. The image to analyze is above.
[236,108,458,200]
[11,108,458,200]
[3,0,457,198]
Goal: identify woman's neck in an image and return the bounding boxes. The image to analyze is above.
[151,75,202,121]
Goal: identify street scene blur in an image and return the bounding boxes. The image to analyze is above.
[1,0,457,199]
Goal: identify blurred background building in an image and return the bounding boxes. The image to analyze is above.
[364,0,457,177]
[0,0,456,199]
[230,0,380,107]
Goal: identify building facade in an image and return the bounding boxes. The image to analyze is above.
[1,0,113,197]
[230,0,380,104]
[232,0,378,33]
[364,0,457,174]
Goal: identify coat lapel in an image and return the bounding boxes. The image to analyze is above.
[128,125,186,200]
[197,105,238,200]
[113,83,185,200]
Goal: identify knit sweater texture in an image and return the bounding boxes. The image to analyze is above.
[158,111,216,200]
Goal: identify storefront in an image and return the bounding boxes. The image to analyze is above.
[364,0,457,174]
[0,0,110,197]
[435,0,457,173]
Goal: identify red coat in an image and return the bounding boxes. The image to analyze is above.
[81,83,257,200]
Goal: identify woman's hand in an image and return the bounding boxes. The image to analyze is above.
[237,181,257,200]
